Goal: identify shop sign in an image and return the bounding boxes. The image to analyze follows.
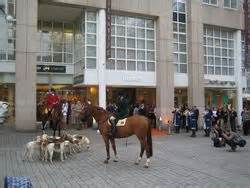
[122,76,141,82]
[73,75,84,84]
[37,65,66,73]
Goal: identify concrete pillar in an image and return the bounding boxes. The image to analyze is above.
[235,30,243,125]
[15,0,38,131]
[156,4,174,120]
[98,9,106,109]
[187,1,205,120]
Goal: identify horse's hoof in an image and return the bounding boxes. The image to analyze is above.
[113,159,118,162]
[134,162,139,165]
[104,160,109,164]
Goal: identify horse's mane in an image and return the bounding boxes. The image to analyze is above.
[92,105,112,116]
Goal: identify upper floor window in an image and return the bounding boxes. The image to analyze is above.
[224,0,238,9]
[202,0,217,5]
[107,15,156,72]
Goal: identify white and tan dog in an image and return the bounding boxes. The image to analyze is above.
[23,134,48,161]
[44,141,66,163]
[72,134,90,151]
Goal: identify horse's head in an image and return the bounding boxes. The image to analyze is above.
[79,104,93,122]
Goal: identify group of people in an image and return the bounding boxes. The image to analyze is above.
[40,89,92,130]
[172,105,239,137]
[172,104,247,151]
[172,106,199,137]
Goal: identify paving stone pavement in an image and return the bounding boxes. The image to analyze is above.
[0,124,250,188]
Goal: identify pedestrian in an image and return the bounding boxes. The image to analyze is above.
[174,108,181,133]
[133,103,139,115]
[203,108,212,137]
[61,99,68,126]
[216,107,223,127]
[229,108,237,132]
[138,101,146,116]
[66,100,71,125]
[190,108,197,137]
[184,108,190,133]
[193,106,199,131]
[242,108,250,135]
[75,100,83,129]
[71,100,77,125]
[222,107,229,131]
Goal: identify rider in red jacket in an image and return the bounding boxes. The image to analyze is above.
[45,89,60,110]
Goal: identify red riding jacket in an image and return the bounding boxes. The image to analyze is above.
[45,92,60,109]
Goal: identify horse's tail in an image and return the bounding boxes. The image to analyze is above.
[147,119,153,157]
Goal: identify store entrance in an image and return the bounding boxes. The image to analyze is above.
[106,87,156,108]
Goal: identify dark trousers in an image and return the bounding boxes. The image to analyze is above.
[175,126,180,133]
[243,121,250,135]
[230,120,236,132]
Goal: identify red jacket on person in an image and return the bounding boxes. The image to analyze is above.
[45,92,60,109]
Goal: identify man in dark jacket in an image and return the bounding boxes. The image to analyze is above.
[204,108,212,137]
[229,108,237,132]
[193,106,199,131]
[109,94,129,137]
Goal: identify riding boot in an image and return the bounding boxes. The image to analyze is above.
[109,118,117,137]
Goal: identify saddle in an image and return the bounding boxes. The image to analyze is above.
[108,116,127,127]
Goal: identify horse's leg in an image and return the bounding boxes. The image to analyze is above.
[110,139,118,162]
[144,139,151,168]
[103,136,110,164]
[135,138,145,165]
[58,123,61,137]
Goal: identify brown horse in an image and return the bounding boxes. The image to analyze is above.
[79,104,153,168]
[37,103,50,132]
[50,102,65,137]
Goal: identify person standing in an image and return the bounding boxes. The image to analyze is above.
[229,108,237,132]
[216,107,223,127]
[75,100,83,129]
[222,107,229,131]
[193,106,199,131]
[190,108,197,137]
[133,103,139,115]
[66,100,71,125]
[61,99,68,126]
[71,100,77,125]
[203,108,212,137]
[174,108,181,133]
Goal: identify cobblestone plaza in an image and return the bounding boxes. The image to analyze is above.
[0,125,250,187]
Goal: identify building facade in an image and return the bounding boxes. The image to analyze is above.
[0,0,247,131]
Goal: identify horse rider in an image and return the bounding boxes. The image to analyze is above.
[109,94,129,137]
[44,88,60,128]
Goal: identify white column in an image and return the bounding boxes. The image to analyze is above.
[98,9,106,108]
[235,30,243,126]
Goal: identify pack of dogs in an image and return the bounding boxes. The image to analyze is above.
[22,133,90,163]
